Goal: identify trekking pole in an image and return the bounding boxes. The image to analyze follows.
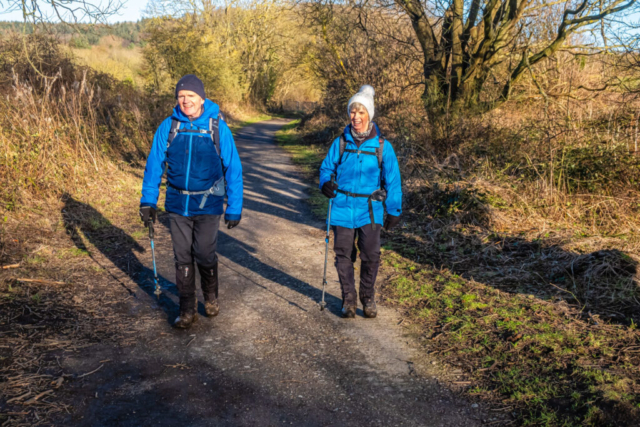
[320,174,336,311]
[148,219,161,298]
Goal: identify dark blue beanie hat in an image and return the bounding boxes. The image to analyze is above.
[175,74,206,100]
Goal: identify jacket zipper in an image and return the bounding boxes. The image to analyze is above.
[184,124,193,216]
[352,143,359,227]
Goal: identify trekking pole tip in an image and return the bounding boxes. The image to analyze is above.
[319,301,326,311]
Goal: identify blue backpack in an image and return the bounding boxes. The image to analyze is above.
[164,115,227,209]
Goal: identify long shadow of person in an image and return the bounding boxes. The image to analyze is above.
[61,193,180,324]
[217,230,344,317]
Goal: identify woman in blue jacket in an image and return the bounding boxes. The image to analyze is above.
[319,85,402,318]
[139,75,243,329]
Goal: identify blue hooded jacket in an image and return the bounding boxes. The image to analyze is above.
[140,99,243,220]
[319,124,402,229]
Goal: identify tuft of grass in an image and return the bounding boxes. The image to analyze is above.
[58,247,91,258]
[26,255,46,266]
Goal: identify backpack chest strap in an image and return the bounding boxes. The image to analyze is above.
[176,128,213,135]
[343,148,378,156]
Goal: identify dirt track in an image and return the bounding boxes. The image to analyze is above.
[57,119,483,426]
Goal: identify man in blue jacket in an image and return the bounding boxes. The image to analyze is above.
[139,75,243,329]
[319,85,402,319]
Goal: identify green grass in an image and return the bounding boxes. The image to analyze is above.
[228,114,273,135]
[57,247,91,259]
[25,255,46,266]
[380,249,640,426]
[130,230,146,240]
[274,119,328,217]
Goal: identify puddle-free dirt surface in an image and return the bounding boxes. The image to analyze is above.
[57,120,483,426]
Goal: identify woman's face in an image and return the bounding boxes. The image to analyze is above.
[177,90,205,119]
[350,108,369,133]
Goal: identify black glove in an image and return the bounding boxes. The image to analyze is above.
[139,206,157,226]
[225,219,240,229]
[321,180,338,199]
[383,215,401,231]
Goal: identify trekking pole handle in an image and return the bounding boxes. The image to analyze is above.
[148,219,154,239]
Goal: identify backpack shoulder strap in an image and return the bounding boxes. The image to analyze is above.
[210,116,227,175]
[209,117,221,157]
[167,119,181,149]
[338,134,346,164]
[377,136,384,169]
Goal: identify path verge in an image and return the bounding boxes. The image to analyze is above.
[274,120,640,426]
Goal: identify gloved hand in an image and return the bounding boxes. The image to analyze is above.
[383,215,401,231]
[225,219,241,229]
[321,180,338,199]
[139,206,157,226]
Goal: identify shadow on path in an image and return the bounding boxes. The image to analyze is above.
[218,231,343,316]
[61,194,180,324]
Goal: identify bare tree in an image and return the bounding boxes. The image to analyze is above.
[377,0,638,109]
[0,0,124,24]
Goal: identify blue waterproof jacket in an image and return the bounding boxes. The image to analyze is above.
[140,99,243,221]
[319,124,402,229]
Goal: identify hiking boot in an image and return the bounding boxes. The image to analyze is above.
[363,300,377,318]
[342,304,356,319]
[174,311,198,329]
[204,299,219,317]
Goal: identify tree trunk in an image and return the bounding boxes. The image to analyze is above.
[449,0,464,102]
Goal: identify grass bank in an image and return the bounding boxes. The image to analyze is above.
[275,120,640,426]
[274,119,328,217]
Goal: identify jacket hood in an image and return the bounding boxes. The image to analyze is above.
[343,122,380,143]
[171,99,221,126]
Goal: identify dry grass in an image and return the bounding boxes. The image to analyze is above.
[67,35,145,87]
[0,35,166,424]
[0,34,171,213]
[0,167,164,425]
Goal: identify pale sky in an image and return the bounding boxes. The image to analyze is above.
[0,1,148,23]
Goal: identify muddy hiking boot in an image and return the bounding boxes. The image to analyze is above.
[342,304,356,319]
[363,300,377,318]
[199,264,220,317]
[204,300,219,317]
[174,311,199,329]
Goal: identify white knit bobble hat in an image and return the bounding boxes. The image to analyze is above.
[347,85,375,120]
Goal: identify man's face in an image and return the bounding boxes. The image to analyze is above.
[177,90,205,118]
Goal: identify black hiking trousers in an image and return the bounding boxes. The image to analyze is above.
[333,223,381,307]
[169,213,220,312]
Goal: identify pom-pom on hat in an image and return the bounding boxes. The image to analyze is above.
[347,85,375,120]
[175,74,206,100]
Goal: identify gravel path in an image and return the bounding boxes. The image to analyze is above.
[60,119,482,426]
